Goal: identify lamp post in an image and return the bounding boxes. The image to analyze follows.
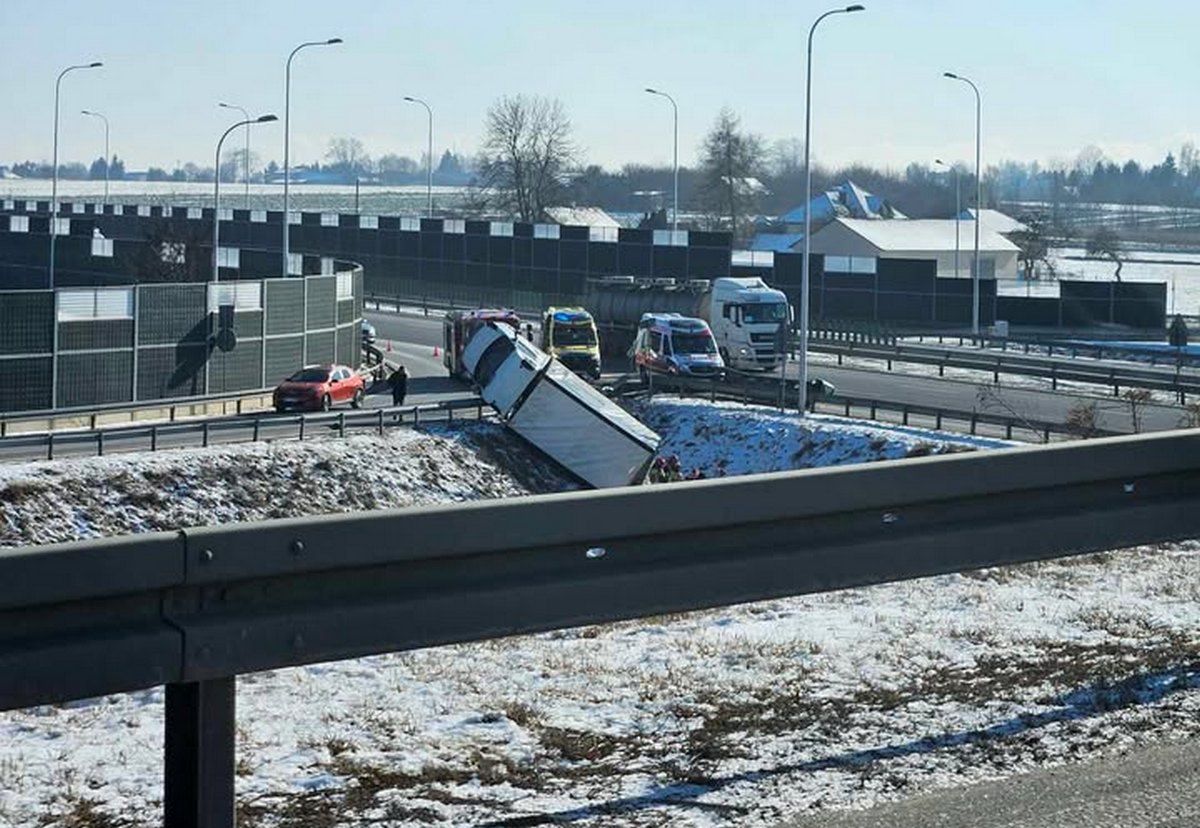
[644,88,678,233]
[799,5,863,413]
[50,61,102,289]
[935,158,961,279]
[80,109,110,207]
[218,102,252,209]
[215,115,277,284]
[283,37,342,279]
[944,71,982,335]
[403,96,433,217]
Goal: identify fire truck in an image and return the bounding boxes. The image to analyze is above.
[442,308,522,380]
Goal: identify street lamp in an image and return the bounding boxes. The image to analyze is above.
[283,37,342,279]
[403,96,433,217]
[799,5,863,413]
[218,102,252,209]
[80,109,110,208]
[215,115,277,284]
[935,158,961,279]
[50,61,102,289]
[644,88,678,233]
[944,71,982,335]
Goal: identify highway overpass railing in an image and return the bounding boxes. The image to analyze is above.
[0,396,485,461]
[809,338,1200,402]
[1,430,1198,825]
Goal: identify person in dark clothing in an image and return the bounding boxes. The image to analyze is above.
[389,365,408,406]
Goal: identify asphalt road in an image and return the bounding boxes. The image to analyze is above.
[781,738,1200,828]
[366,310,1189,435]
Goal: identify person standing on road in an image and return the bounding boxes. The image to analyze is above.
[389,365,408,406]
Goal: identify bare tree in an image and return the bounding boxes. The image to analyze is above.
[479,95,577,222]
[1085,227,1123,281]
[698,108,765,241]
[326,137,370,176]
[769,137,805,177]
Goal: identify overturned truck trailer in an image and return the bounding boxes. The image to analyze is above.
[463,322,660,488]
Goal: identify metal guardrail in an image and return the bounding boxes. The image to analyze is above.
[2,430,1199,825]
[810,339,1200,402]
[0,397,485,461]
[628,371,1114,442]
[0,349,388,438]
[0,388,275,437]
[911,331,1200,370]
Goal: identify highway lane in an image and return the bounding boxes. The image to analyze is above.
[366,310,1189,435]
[781,738,1200,828]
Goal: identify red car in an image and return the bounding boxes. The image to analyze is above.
[273,364,366,412]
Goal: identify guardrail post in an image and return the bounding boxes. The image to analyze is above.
[447,405,454,423]
[171,405,177,423]
[936,411,943,430]
[902,406,909,425]
[164,678,236,828]
[151,426,159,452]
[870,402,877,420]
[970,414,978,435]
[252,418,260,443]
[47,432,54,461]
[887,358,893,372]
[298,416,306,442]
[236,400,244,416]
[97,431,105,457]
[338,413,346,438]
[414,407,421,425]
[994,359,1000,384]
[477,402,483,420]
[90,413,97,430]
[1051,366,1058,391]
[378,409,385,435]
[844,400,851,416]
[1006,422,1014,440]
[202,422,210,448]
[1043,426,1051,443]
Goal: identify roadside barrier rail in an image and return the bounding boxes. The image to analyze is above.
[2,429,1198,825]
[0,397,485,461]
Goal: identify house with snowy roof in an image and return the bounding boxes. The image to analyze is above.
[543,206,621,228]
[750,180,905,252]
[808,218,1020,280]
[956,208,1029,236]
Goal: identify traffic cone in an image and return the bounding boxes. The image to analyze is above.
[433,345,440,357]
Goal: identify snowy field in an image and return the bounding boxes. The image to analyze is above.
[998,246,1200,316]
[2,402,1199,827]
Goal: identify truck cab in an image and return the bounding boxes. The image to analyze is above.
[540,307,601,380]
[708,277,791,371]
[443,308,521,380]
[632,313,724,381]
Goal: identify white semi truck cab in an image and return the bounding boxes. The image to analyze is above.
[707,277,791,371]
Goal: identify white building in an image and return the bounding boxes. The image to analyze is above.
[808,217,1020,280]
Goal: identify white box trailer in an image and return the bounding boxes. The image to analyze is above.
[463,322,659,488]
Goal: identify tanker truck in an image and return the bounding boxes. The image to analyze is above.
[586,276,790,371]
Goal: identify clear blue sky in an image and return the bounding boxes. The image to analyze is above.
[1,0,1195,173]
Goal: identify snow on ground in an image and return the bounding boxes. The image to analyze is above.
[1,404,1198,828]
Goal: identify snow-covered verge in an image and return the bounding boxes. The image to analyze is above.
[2,405,1198,828]
[0,423,574,549]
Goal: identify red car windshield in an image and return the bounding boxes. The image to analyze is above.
[288,368,330,383]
